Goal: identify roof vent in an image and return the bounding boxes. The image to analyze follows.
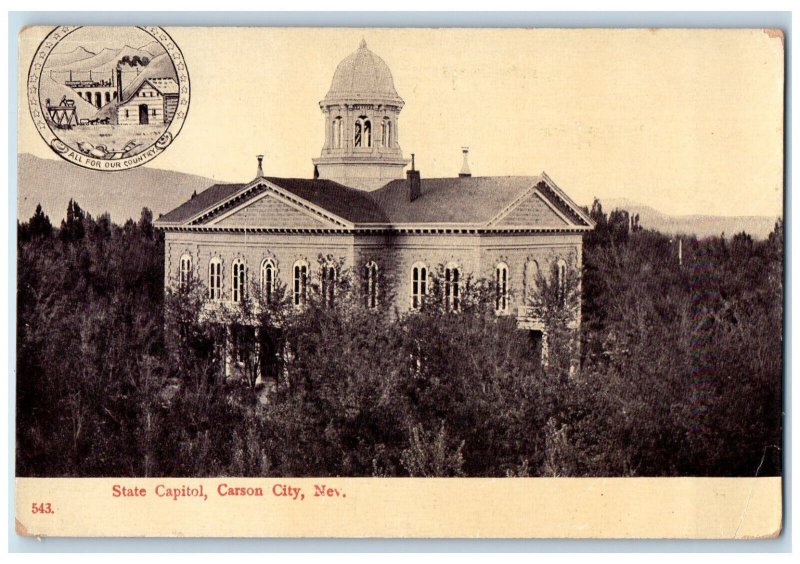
[459,147,471,178]
[256,154,264,178]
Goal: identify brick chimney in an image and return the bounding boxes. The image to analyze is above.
[459,147,471,178]
[256,154,264,177]
[407,153,421,202]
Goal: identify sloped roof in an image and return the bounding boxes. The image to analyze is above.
[266,177,388,223]
[370,176,536,224]
[147,77,179,95]
[156,174,592,229]
[159,183,247,223]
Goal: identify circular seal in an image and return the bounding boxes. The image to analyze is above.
[27,26,190,172]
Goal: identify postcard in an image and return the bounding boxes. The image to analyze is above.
[15,26,784,538]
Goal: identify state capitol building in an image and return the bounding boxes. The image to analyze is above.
[155,40,593,376]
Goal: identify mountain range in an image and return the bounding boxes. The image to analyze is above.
[596,197,780,240]
[16,154,780,239]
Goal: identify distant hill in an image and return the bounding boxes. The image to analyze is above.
[51,45,155,74]
[17,154,780,240]
[17,154,229,224]
[597,197,780,240]
[45,46,96,68]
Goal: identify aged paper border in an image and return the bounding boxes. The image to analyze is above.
[8,11,790,548]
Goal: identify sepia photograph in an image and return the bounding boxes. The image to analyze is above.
[13,24,785,538]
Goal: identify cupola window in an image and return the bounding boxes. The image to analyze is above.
[354,116,371,148]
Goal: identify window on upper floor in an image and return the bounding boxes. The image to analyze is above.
[365,261,379,309]
[179,254,192,291]
[260,258,275,303]
[320,262,337,308]
[444,265,461,311]
[209,257,222,300]
[556,258,567,306]
[411,262,428,309]
[231,259,247,303]
[524,259,540,303]
[495,262,509,314]
[293,260,308,307]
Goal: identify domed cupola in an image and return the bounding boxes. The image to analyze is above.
[313,40,409,191]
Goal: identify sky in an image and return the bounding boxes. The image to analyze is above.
[18,27,784,217]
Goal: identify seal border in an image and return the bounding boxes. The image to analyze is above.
[26,25,191,172]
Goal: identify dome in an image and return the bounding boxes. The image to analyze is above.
[323,40,403,106]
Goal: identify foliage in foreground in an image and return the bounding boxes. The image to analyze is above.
[16,200,783,477]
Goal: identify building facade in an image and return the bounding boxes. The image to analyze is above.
[155,41,593,378]
[117,77,179,125]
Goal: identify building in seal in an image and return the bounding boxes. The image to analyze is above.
[117,77,179,126]
[155,40,594,378]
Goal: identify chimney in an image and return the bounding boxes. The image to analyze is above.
[459,147,472,178]
[116,66,123,102]
[407,153,421,202]
[256,154,264,177]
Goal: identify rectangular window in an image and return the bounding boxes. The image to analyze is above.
[179,255,192,290]
[209,260,222,300]
[293,264,307,306]
[495,264,508,313]
[412,265,427,309]
[445,267,460,311]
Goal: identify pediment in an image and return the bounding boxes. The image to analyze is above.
[206,190,338,229]
[492,189,571,228]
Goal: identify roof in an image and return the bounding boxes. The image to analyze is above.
[370,176,536,224]
[147,77,179,95]
[156,174,593,230]
[121,77,179,104]
[265,177,389,223]
[159,183,247,223]
[323,40,403,106]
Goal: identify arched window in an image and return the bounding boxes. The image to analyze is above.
[354,116,371,148]
[365,261,379,308]
[332,116,343,149]
[495,262,509,313]
[411,262,428,309]
[260,258,275,303]
[320,262,337,308]
[525,260,540,302]
[293,260,308,307]
[179,254,192,290]
[231,259,247,303]
[444,265,461,311]
[208,257,222,300]
[104,92,111,104]
[556,258,567,306]
[386,119,392,148]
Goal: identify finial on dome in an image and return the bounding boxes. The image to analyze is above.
[359,38,367,49]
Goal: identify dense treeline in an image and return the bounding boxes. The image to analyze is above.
[16,199,783,477]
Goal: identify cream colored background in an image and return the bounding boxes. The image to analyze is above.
[19,27,784,217]
[15,27,784,539]
[16,477,782,538]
